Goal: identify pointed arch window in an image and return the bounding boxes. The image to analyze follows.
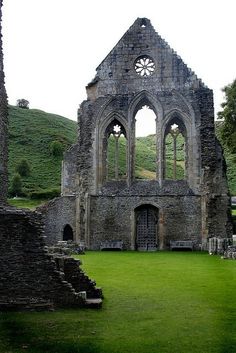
[104,120,127,181]
[164,117,186,180]
[134,105,157,180]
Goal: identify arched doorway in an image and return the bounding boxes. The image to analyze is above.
[135,205,158,251]
[63,224,74,241]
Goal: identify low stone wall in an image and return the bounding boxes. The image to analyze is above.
[0,206,101,310]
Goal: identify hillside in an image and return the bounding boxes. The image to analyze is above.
[8,106,236,197]
[8,105,77,195]
[107,134,185,180]
[215,122,236,195]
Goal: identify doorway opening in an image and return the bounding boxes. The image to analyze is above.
[63,224,74,241]
[135,205,158,251]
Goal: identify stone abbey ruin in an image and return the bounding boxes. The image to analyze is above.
[43,17,232,251]
[0,10,233,309]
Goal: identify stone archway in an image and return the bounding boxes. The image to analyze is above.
[135,205,158,251]
[63,224,74,241]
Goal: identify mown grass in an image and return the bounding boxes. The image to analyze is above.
[1,251,236,353]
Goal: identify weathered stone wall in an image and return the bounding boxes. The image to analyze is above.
[61,144,78,196]
[39,196,76,245]
[86,18,203,100]
[89,194,201,250]
[0,0,8,204]
[0,206,102,310]
[0,207,82,309]
[51,17,232,249]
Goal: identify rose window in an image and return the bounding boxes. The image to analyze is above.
[134,56,155,77]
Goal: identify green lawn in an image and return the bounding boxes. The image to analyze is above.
[1,251,236,353]
[7,198,48,210]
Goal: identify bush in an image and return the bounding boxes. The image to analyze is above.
[10,173,22,196]
[50,140,64,157]
[16,99,29,109]
[15,159,31,177]
[30,188,61,200]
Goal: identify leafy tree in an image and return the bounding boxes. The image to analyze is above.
[10,173,22,196]
[16,99,29,109]
[50,140,64,157]
[218,79,236,153]
[15,159,31,177]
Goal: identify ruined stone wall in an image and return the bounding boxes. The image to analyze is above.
[0,207,84,309]
[196,88,232,239]
[53,17,232,249]
[39,196,76,245]
[61,144,78,195]
[89,194,201,250]
[86,18,203,101]
[0,0,8,204]
[0,206,102,310]
[77,89,202,196]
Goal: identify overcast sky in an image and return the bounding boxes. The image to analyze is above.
[2,0,236,123]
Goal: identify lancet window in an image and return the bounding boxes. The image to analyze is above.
[134,105,157,180]
[105,120,127,181]
[164,119,186,180]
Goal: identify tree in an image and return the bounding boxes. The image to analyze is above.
[15,159,31,177]
[16,99,29,109]
[50,140,64,157]
[10,173,22,196]
[218,79,236,154]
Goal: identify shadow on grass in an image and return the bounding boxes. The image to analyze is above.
[219,307,236,353]
[0,316,101,353]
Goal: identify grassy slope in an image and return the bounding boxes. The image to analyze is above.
[1,251,236,353]
[8,105,77,194]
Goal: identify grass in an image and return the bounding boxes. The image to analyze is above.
[1,251,236,353]
[7,198,48,210]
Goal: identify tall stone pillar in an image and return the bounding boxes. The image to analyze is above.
[0,0,8,204]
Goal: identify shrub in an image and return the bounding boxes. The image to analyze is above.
[10,173,22,196]
[15,159,31,177]
[16,99,29,109]
[50,140,64,157]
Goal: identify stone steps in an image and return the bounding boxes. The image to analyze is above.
[85,298,102,308]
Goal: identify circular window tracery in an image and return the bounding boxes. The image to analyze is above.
[134,56,155,77]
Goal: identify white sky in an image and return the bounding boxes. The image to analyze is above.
[2,0,236,129]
